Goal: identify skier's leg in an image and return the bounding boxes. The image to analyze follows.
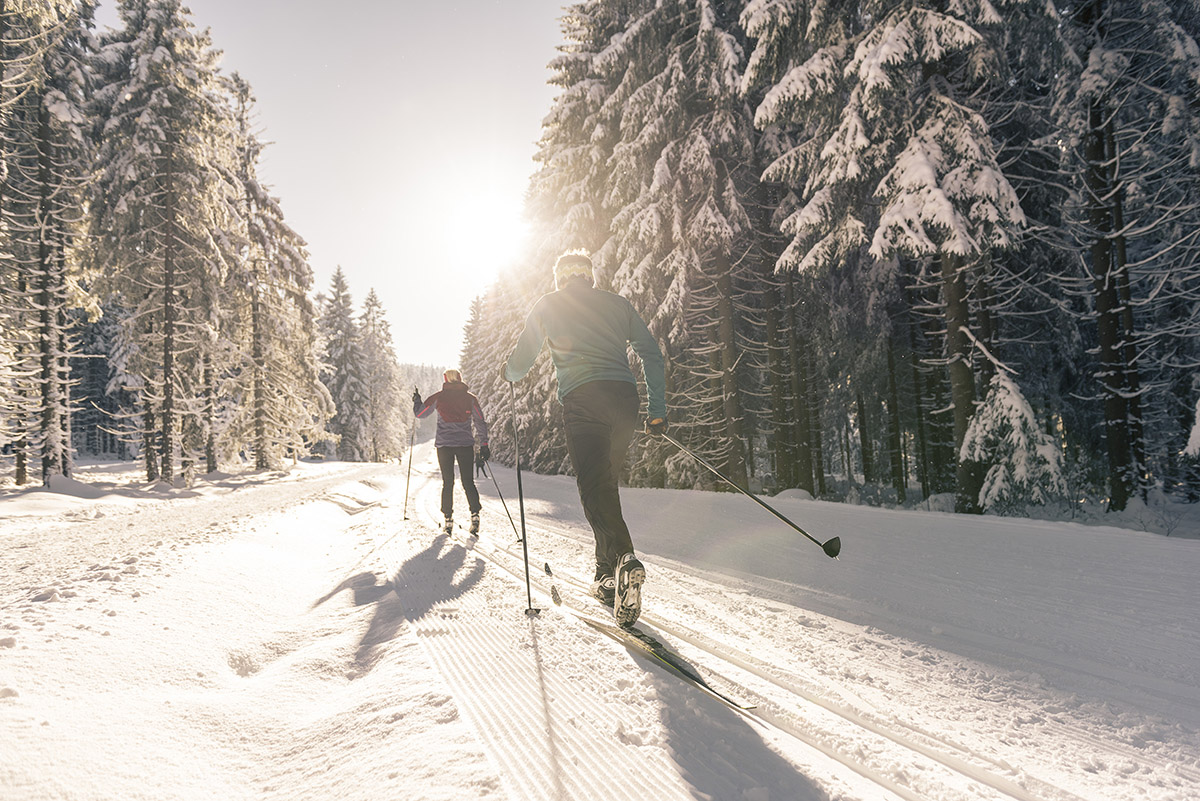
[563,382,637,572]
[437,447,456,521]
[456,446,481,514]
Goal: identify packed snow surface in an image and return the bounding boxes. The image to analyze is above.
[3,437,1199,801]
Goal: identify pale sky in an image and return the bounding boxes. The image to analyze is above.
[95,1,565,369]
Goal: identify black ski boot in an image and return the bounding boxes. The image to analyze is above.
[590,571,615,607]
[613,553,645,627]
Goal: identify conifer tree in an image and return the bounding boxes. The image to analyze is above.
[90,0,237,482]
[359,288,405,462]
[228,74,331,469]
[1052,0,1200,509]
[0,1,94,485]
[318,267,368,461]
[742,0,1043,511]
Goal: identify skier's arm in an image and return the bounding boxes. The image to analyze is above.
[414,392,438,419]
[472,398,489,445]
[504,307,545,382]
[627,306,666,420]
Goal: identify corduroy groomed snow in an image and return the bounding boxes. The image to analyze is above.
[554,251,594,290]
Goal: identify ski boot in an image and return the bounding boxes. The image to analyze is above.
[613,553,645,627]
[443,515,453,534]
[590,572,615,607]
[469,513,480,535]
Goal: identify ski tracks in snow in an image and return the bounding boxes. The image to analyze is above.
[391,468,836,801]
[399,463,1198,801]
[395,465,1075,801]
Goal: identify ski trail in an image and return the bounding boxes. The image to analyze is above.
[465,495,1098,801]
[400,469,840,801]
[393,474,692,800]
[404,595,695,801]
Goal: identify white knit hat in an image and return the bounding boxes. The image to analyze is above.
[554,250,594,290]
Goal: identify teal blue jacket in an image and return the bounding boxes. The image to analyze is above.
[504,282,666,419]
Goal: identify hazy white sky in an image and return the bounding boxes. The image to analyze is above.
[95,1,566,369]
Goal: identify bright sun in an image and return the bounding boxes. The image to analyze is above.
[442,185,532,290]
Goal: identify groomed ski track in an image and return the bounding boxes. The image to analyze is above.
[389,447,1134,801]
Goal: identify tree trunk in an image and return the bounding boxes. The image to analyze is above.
[903,290,932,499]
[784,274,814,494]
[144,403,159,482]
[715,266,748,490]
[886,337,906,503]
[36,104,65,484]
[762,278,793,488]
[252,265,270,470]
[14,269,29,486]
[1104,119,1145,499]
[941,251,982,513]
[805,339,825,495]
[160,150,176,483]
[1085,102,1134,511]
[855,390,875,484]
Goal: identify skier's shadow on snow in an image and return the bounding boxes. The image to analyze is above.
[316,534,483,672]
[652,672,830,801]
[389,533,484,622]
[603,628,832,801]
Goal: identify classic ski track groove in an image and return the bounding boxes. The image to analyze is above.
[405,475,694,801]
[406,475,1080,801]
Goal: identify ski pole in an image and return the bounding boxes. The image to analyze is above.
[661,432,841,559]
[402,410,417,520]
[510,381,540,616]
[481,460,521,542]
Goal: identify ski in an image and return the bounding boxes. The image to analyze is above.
[581,616,756,713]
[541,561,754,712]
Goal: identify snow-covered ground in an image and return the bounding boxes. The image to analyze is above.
[3,434,1199,801]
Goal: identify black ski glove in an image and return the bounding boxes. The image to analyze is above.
[478,444,491,462]
[412,389,422,406]
[645,417,667,437]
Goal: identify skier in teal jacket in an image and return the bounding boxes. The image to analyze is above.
[504,250,666,627]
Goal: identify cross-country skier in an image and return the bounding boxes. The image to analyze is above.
[503,250,666,626]
[413,369,490,534]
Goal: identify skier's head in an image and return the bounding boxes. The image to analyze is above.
[443,368,462,384]
[554,250,594,290]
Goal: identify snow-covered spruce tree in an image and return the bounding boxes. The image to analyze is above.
[228,75,331,470]
[3,2,95,485]
[359,289,405,462]
[593,0,763,491]
[1052,0,1200,509]
[961,350,1066,515]
[474,2,652,476]
[742,0,1042,512]
[0,0,86,485]
[459,252,567,475]
[318,267,368,462]
[90,0,237,483]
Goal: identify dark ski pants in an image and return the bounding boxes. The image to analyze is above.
[437,445,481,519]
[562,380,639,576]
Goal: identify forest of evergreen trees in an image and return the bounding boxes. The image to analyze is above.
[461,0,1200,516]
[0,1,413,487]
[4,1,1199,518]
